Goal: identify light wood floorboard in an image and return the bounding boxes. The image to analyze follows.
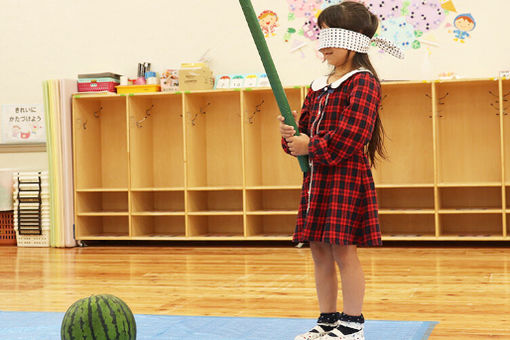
[1,245,510,339]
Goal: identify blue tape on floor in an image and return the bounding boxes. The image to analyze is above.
[0,311,437,340]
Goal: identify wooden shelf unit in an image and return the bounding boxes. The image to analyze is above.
[72,79,510,241]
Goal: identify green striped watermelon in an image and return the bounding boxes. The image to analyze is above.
[61,294,136,340]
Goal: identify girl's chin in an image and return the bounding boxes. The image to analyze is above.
[323,57,337,65]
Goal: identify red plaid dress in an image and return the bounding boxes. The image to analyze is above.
[282,70,382,246]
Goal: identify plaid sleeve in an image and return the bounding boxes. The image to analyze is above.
[281,88,313,155]
[308,74,380,166]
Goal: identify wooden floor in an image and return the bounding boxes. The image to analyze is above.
[1,243,510,339]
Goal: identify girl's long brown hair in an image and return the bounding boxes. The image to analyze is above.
[318,1,386,167]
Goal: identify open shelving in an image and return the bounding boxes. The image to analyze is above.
[187,215,244,238]
[131,215,186,238]
[131,190,185,214]
[75,216,130,239]
[187,189,243,215]
[72,79,510,241]
[439,213,503,238]
[73,96,128,190]
[436,80,502,185]
[243,88,303,187]
[185,91,243,189]
[129,94,185,190]
[372,82,434,186]
[379,214,436,238]
[438,186,502,212]
[76,191,129,216]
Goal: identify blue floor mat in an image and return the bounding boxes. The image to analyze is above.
[0,311,437,340]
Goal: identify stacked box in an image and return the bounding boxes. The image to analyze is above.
[178,63,214,91]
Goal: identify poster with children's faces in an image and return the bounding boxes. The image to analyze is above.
[267,0,477,58]
[1,104,46,144]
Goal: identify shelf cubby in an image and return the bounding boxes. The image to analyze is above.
[373,83,434,186]
[129,94,185,189]
[187,189,243,214]
[436,80,502,185]
[187,215,244,238]
[185,91,243,188]
[131,216,185,238]
[131,190,185,214]
[246,188,300,214]
[76,191,128,215]
[376,187,434,211]
[246,215,295,238]
[73,97,128,189]
[438,186,502,211]
[379,214,436,237]
[439,213,503,237]
[243,88,303,187]
[75,216,129,239]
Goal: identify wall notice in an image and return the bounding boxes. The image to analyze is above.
[1,104,46,144]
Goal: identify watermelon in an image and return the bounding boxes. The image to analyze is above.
[61,294,136,340]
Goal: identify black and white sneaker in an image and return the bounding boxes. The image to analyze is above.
[323,327,364,340]
[323,313,365,340]
[294,323,339,340]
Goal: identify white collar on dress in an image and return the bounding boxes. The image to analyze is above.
[310,68,371,92]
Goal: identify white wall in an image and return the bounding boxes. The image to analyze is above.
[0,0,508,168]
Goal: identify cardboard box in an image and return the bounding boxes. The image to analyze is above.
[178,63,214,91]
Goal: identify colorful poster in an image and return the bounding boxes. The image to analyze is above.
[451,13,476,43]
[258,10,280,38]
[283,0,475,56]
[1,104,46,143]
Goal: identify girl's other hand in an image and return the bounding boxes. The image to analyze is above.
[277,110,298,139]
[286,133,310,156]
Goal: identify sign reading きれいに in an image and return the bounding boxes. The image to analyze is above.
[1,104,46,144]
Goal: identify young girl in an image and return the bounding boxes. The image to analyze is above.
[278,2,403,339]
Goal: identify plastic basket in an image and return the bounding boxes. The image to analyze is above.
[0,211,16,245]
[78,81,119,93]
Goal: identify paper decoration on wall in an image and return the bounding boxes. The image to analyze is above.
[287,0,322,18]
[379,17,417,49]
[321,0,342,10]
[407,0,445,32]
[500,71,510,79]
[216,75,231,89]
[214,73,269,89]
[231,75,245,88]
[282,0,472,55]
[245,74,258,87]
[258,10,280,37]
[1,104,46,144]
[290,40,308,58]
[451,13,476,43]
[440,0,457,13]
[302,16,321,40]
[284,27,297,42]
[364,0,402,22]
[419,33,440,48]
